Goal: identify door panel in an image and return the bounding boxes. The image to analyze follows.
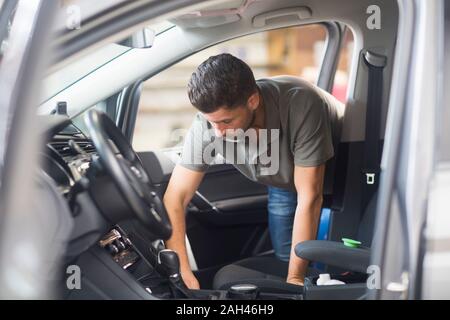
[197,164,267,202]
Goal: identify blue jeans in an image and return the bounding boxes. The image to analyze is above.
[267,186,331,263]
[267,186,297,262]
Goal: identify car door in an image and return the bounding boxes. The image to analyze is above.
[369,0,445,300]
[0,0,59,298]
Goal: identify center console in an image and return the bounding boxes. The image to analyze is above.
[86,226,302,300]
[66,226,367,300]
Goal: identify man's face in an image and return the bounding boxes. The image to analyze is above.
[202,92,260,138]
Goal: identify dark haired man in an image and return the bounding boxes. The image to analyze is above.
[163,53,344,289]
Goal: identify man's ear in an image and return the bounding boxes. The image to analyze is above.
[247,91,260,111]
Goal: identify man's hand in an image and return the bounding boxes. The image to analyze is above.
[181,269,200,289]
[286,164,326,285]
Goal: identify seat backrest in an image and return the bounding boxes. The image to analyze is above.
[356,192,378,247]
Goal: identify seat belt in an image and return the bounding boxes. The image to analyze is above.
[361,50,387,213]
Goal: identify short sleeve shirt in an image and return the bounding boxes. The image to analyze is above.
[180,75,344,191]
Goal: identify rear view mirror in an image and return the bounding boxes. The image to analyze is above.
[118,27,155,49]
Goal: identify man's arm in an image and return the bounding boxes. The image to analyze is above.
[163,164,205,289]
[286,164,326,285]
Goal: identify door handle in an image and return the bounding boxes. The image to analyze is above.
[190,191,221,213]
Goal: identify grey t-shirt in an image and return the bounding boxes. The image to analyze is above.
[180,75,344,191]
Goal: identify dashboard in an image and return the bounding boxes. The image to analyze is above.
[39,114,182,299]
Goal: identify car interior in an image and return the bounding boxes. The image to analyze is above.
[35,0,399,300]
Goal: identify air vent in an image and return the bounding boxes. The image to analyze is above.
[49,138,96,158]
[76,139,96,154]
[49,141,75,158]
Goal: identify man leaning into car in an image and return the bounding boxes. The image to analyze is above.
[163,53,344,289]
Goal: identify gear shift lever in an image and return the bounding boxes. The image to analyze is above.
[157,249,194,298]
[158,249,181,278]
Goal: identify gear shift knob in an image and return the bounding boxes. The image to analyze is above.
[157,249,181,278]
[157,249,195,299]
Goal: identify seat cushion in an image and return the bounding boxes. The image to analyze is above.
[213,254,320,294]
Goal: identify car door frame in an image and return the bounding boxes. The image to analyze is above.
[0,0,59,298]
[368,0,444,300]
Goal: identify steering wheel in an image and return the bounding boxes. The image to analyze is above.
[85,109,172,240]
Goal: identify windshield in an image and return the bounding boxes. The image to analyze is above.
[40,20,174,113]
[41,43,130,104]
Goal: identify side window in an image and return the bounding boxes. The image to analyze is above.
[133,24,333,152]
[71,92,121,136]
[332,28,354,103]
